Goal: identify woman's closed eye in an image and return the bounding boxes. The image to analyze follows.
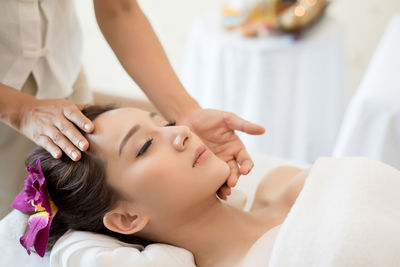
[137,138,153,157]
[164,121,176,127]
[136,121,176,158]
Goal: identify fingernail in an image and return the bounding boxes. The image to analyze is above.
[72,151,78,160]
[173,136,181,146]
[84,124,91,131]
[79,141,85,149]
[53,152,59,158]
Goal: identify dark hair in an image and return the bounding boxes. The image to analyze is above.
[25,105,152,251]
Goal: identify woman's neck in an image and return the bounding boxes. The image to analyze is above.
[140,197,269,266]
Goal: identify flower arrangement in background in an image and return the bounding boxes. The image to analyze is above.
[222,0,329,37]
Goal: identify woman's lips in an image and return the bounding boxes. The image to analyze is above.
[192,145,211,167]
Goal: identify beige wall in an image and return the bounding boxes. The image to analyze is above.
[75,0,400,100]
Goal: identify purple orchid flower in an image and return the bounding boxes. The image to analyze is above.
[12,158,58,257]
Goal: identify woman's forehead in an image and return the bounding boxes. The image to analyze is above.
[88,108,148,152]
[96,108,146,122]
[93,108,148,130]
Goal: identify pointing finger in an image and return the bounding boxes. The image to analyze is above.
[224,112,265,135]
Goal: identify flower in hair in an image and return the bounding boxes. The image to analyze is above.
[12,158,58,257]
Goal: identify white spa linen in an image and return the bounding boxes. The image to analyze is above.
[50,231,195,267]
[0,210,47,267]
[0,210,195,267]
[268,157,400,267]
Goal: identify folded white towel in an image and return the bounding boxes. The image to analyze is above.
[269,157,400,267]
[0,205,196,267]
[0,210,49,267]
[50,230,196,267]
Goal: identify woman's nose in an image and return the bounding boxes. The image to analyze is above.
[172,125,192,151]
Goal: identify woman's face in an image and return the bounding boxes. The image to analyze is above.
[89,108,230,220]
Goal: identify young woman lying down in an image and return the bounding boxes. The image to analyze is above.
[14,105,311,266]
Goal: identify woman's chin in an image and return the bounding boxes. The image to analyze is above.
[214,161,231,186]
[197,156,231,193]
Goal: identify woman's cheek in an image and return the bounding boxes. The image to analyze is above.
[129,157,173,187]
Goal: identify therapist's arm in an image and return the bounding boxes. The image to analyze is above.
[93,0,266,199]
[0,83,94,161]
[93,0,199,122]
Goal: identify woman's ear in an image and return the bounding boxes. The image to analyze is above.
[103,208,149,235]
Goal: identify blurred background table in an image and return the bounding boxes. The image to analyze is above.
[182,10,346,163]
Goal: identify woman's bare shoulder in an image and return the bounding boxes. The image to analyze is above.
[250,166,309,212]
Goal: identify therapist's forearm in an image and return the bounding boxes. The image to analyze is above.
[93,0,200,122]
[0,83,34,130]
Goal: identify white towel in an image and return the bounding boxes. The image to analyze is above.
[269,157,400,267]
[50,230,196,267]
[0,210,49,267]
[0,209,196,267]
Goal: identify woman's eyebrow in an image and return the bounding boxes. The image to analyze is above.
[118,112,159,156]
[119,125,140,156]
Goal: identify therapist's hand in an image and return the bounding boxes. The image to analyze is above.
[180,109,265,200]
[19,98,94,161]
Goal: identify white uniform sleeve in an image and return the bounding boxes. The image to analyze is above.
[50,231,196,267]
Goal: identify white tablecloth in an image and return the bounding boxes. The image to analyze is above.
[182,10,346,163]
[333,14,400,169]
